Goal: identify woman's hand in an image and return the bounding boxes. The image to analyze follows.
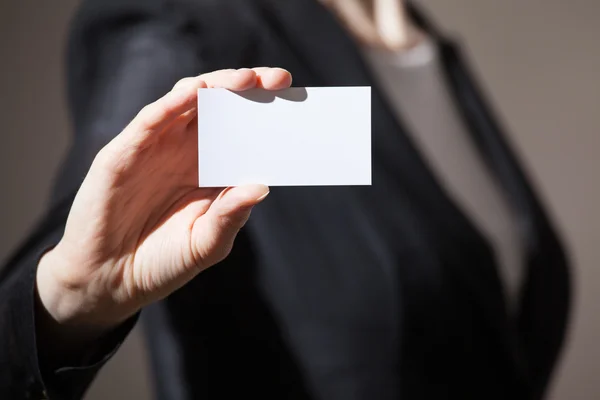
[36,68,292,340]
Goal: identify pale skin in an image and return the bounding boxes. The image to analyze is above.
[36,0,418,356]
[36,68,292,359]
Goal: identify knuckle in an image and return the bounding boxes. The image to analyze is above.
[134,103,159,131]
[173,77,193,90]
[91,146,122,177]
[201,69,233,82]
[221,210,251,232]
[137,103,154,120]
[92,145,112,168]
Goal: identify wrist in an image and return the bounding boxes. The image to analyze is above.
[35,246,139,370]
[36,245,125,342]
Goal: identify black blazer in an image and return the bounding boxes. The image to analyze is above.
[0,0,571,399]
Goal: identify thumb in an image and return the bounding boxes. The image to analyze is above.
[191,184,270,269]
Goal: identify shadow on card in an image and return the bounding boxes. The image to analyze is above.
[232,87,309,103]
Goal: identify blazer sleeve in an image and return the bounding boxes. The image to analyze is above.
[0,0,206,398]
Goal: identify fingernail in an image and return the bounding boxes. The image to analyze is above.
[256,190,270,202]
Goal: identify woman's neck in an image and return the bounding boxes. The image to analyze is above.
[320,0,424,51]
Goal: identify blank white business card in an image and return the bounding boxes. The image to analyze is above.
[197,87,371,187]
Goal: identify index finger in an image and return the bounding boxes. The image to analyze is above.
[130,69,254,135]
[252,67,293,90]
[173,67,293,92]
[128,67,294,137]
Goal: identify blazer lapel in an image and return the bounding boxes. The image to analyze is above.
[439,36,573,385]
[260,0,529,378]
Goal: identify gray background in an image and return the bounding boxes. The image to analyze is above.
[1,0,598,398]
